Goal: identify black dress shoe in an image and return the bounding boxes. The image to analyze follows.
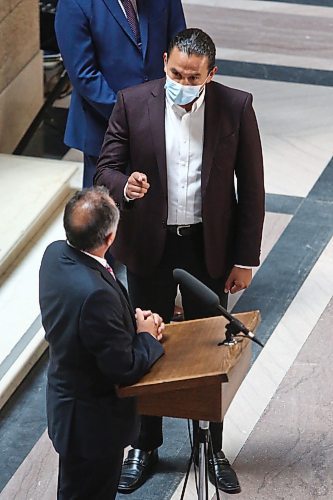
[208,451,241,494]
[117,448,158,493]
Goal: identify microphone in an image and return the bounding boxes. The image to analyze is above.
[173,268,220,312]
[173,268,263,348]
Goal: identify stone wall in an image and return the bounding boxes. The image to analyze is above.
[0,0,43,153]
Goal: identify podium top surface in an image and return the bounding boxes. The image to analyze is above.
[119,311,260,398]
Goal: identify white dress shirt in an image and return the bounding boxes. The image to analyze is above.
[165,88,206,225]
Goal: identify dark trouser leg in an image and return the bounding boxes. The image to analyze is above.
[174,229,228,455]
[127,267,178,450]
[192,421,223,454]
[83,154,98,188]
[57,449,123,500]
[131,415,163,451]
[183,292,226,453]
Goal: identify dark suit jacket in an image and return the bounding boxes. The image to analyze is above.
[39,241,163,459]
[55,0,186,156]
[95,78,265,279]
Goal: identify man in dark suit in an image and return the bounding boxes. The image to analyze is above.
[95,28,265,493]
[55,0,186,187]
[39,186,164,499]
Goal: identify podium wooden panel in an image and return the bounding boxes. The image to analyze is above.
[118,311,260,422]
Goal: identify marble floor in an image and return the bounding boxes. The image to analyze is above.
[0,0,333,499]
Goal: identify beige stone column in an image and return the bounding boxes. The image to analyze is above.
[0,0,43,153]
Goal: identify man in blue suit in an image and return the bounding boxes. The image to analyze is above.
[55,0,186,187]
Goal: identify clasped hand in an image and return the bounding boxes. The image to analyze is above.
[135,308,164,341]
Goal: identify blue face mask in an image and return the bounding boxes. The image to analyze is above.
[164,75,203,105]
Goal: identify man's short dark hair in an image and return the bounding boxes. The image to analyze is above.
[168,28,216,72]
[64,186,119,251]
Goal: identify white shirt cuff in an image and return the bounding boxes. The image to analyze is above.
[123,182,133,202]
[234,264,254,269]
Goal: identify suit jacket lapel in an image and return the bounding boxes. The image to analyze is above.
[137,0,148,59]
[99,266,137,328]
[102,0,139,48]
[201,83,223,198]
[148,79,167,197]
[115,278,137,327]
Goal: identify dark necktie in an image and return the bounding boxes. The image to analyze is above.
[121,0,141,46]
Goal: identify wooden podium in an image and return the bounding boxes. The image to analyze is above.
[118,311,260,422]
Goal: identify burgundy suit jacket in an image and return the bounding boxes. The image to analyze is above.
[95,78,265,279]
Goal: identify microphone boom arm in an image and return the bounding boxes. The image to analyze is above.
[217,305,264,348]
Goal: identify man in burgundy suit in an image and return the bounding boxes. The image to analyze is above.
[95,28,265,494]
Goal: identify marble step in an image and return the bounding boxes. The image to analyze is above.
[0,154,82,409]
[0,154,81,281]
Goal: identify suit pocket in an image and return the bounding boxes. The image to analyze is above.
[219,131,237,142]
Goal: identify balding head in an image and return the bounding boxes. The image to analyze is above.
[64,187,119,252]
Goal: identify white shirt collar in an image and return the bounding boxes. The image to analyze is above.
[82,251,108,268]
[67,241,108,268]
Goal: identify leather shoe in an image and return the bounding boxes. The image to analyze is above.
[208,451,241,494]
[117,448,158,493]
